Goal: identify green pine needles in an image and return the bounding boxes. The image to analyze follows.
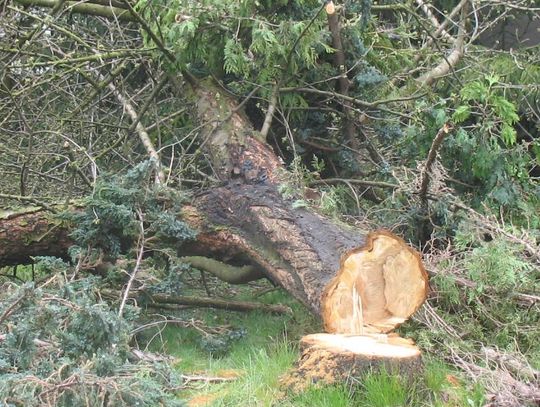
[65,160,196,257]
[0,275,184,407]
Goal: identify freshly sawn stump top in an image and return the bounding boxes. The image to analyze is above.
[283,333,423,390]
[284,231,428,390]
[301,333,421,359]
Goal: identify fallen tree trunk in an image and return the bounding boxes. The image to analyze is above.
[0,207,71,265]
[1,189,428,386]
[0,185,427,322]
[0,79,428,324]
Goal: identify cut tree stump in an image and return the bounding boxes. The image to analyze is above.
[283,232,428,390]
[281,333,423,390]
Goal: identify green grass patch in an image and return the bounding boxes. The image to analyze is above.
[285,384,355,406]
[357,370,410,407]
[136,281,485,407]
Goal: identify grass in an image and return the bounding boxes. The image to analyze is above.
[136,280,485,407]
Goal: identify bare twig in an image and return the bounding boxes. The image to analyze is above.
[419,123,453,203]
[259,3,326,138]
[309,178,398,189]
[0,291,27,326]
[260,83,279,140]
[107,81,165,183]
[118,209,145,317]
[415,0,455,43]
[180,374,238,384]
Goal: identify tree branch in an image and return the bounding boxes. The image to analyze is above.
[118,209,145,317]
[417,1,469,86]
[419,123,453,203]
[14,0,135,21]
[179,256,265,284]
[106,80,165,183]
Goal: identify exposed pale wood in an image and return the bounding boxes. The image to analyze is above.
[282,333,423,390]
[322,231,428,334]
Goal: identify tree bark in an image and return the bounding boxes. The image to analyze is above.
[0,207,71,265]
[13,0,135,22]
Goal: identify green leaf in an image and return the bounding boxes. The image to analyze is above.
[500,123,517,145]
[432,108,447,127]
[452,105,471,123]
[490,95,519,124]
[485,73,500,87]
[223,39,249,77]
[460,81,489,102]
[251,25,278,55]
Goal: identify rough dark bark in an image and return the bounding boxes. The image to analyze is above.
[192,183,367,316]
[0,208,71,265]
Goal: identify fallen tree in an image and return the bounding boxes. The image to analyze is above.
[0,2,429,389]
[1,78,429,393]
[0,81,427,324]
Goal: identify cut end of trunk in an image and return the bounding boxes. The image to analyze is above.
[281,333,423,391]
[322,231,428,334]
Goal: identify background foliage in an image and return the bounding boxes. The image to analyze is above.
[0,0,539,405]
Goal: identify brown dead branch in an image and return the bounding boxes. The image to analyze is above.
[104,289,293,315]
[106,81,165,183]
[147,293,292,315]
[419,123,453,203]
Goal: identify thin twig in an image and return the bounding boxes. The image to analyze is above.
[118,209,145,317]
[259,3,326,138]
[419,122,453,203]
[417,1,469,86]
